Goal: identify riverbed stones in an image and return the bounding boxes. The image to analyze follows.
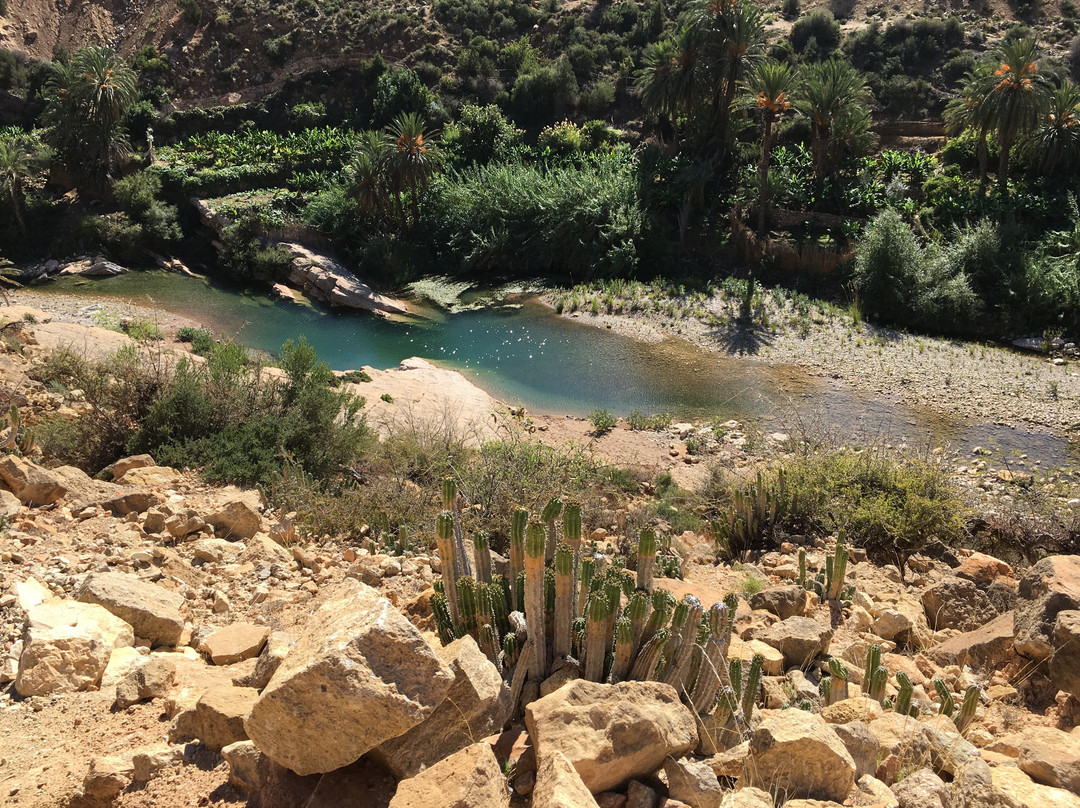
[756,616,833,668]
[244,578,454,776]
[206,500,262,540]
[387,742,509,808]
[525,680,698,794]
[743,710,856,802]
[920,577,998,632]
[202,623,269,665]
[375,634,511,779]
[76,572,186,646]
[1015,555,1080,661]
[0,455,67,505]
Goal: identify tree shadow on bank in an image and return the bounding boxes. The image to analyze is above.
[708,320,775,356]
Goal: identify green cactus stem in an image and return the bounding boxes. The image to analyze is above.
[432,592,455,645]
[524,521,548,680]
[637,528,657,593]
[480,622,502,671]
[798,548,807,590]
[473,531,492,585]
[820,676,833,704]
[436,511,461,630]
[954,685,979,733]
[625,590,651,662]
[510,507,527,611]
[934,678,955,717]
[690,603,731,715]
[895,671,914,716]
[728,657,743,704]
[541,497,563,563]
[578,556,596,618]
[826,532,849,602]
[604,576,623,652]
[642,588,676,648]
[502,632,519,669]
[663,595,703,693]
[713,685,737,729]
[554,543,574,661]
[489,581,510,638]
[457,576,479,638]
[629,628,670,681]
[870,666,888,703]
[742,654,764,720]
[828,658,849,705]
[609,616,634,683]
[442,477,457,510]
[572,616,586,659]
[563,501,583,613]
[584,594,610,682]
[863,645,882,696]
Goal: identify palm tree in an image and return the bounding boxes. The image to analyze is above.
[381,112,441,228]
[0,258,22,306]
[978,38,1051,197]
[944,60,995,195]
[696,0,765,147]
[1022,81,1080,177]
[636,31,708,121]
[348,130,391,224]
[40,46,138,192]
[795,59,874,183]
[0,133,32,235]
[744,60,796,237]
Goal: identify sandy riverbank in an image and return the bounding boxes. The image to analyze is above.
[548,290,1080,434]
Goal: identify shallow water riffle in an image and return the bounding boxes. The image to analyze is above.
[40,271,1080,468]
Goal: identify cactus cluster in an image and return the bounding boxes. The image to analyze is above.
[431,487,754,723]
[798,533,854,602]
[712,470,784,562]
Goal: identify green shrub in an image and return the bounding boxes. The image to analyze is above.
[791,10,840,57]
[537,120,585,154]
[177,0,201,24]
[175,326,216,355]
[627,410,672,431]
[442,102,522,165]
[782,0,800,19]
[373,68,434,128]
[589,408,617,435]
[218,214,292,281]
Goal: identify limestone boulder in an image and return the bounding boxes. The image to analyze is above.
[16,600,134,697]
[165,509,205,539]
[1051,610,1080,698]
[119,465,183,487]
[992,766,1080,808]
[131,743,182,783]
[743,710,856,802]
[0,488,20,517]
[925,611,1014,671]
[79,755,134,808]
[1002,727,1080,794]
[533,750,601,808]
[76,572,185,647]
[1015,555,1080,661]
[112,454,156,480]
[196,685,259,750]
[756,616,833,668]
[749,586,808,620]
[723,788,775,808]
[115,656,176,709]
[232,631,293,690]
[202,623,269,665]
[956,552,1013,586]
[821,697,884,725]
[920,578,998,632]
[206,500,262,540]
[525,680,698,794]
[832,721,879,781]
[664,756,724,808]
[891,769,950,808]
[387,742,509,808]
[244,579,454,776]
[0,455,67,505]
[376,634,511,779]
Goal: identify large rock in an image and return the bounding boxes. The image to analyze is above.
[203,623,269,666]
[232,631,292,690]
[925,611,1015,671]
[991,766,1080,808]
[744,710,856,802]
[891,769,950,808]
[244,579,454,776]
[920,578,998,632]
[118,465,183,487]
[1051,610,1080,698]
[749,586,808,620]
[956,553,1013,586]
[0,455,67,505]
[867,713,932,784]
[533,750,601,808]
[16,600,134,697]
[1015,555,1080,661]
[285,243,410,316]
[206,500,262,540]
[376,634,511,779]
[664,756,723,808]
[115,656,177,709]
[832,721,879,781]
[387,742,509,808]
[1004,727,1080,794]
[525,680,698,794]
[76,572,186,646]
[756,617,833,668]
[196,685,259,750]
[112,454,156,480]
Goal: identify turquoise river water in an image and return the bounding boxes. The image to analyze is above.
[42,271,1078,467]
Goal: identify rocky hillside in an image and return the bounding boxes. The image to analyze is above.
[0,308,1079,808]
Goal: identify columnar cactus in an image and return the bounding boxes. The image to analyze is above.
[442,477,471,578]
[524,521,547,679]
[825,532,849,602]
[625,590,651,661]
[934,678,956,717]
[578,556,596,618]
[510,507,527,611]
[554,543,574,661]
[473,531,492,585]
[584,594,610,682]
[690,603,731,714]
[662,595,703,693]
[629,628,670,680]
[541,497,563,563]
[642,588,676,647]
[436,511,461,629]
[827,658,849,705]
[895,670,915,716]
[954,685,979,733]
[863,645,882,696]
[637,528,657,593]
[741,654,764,720]
[563,501,583,612]
[609,616,634,683]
